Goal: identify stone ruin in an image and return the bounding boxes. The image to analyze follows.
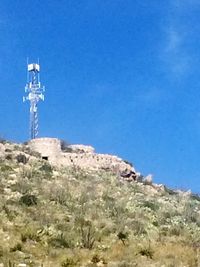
[28,137,138,180]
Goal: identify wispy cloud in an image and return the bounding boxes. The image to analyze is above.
[173,0,200,8]
[161,25,190,77]
[160,1,198,78]
[134,87,165,107]
[165,28,181,53]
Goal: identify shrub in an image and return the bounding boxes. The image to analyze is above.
[0,137,7,144]
[190,193,200,202]
[142,200,159,211]
[20,194,38,206]
[132,220,147,235]
[138,247,154,259]
[11,179,31,194]
[0,246,3,257]
[123,159,133,167]
[16,154,28,164]
[2,205,16,221]
[10,243,22,252]
[61,257,77,267]
[76,217,96,249]
[169,226,182,236]
[118,262,133,267]
[49,233,71,248]
[117,231,129,245]
[61,140,71,151]
[5,154,12,160]
[39,162,52,173]
[39,162,53,179]
[5,148,12,153]
[164,186,178,195]
[49,185,68,205]
[1,164,13,172]
[91,254,101,263]
[21,229,40,242]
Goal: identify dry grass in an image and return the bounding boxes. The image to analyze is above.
[0,143,199,266]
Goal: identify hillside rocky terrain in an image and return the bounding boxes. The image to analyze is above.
[0,140,199,266]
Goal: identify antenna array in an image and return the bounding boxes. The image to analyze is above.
[23,62,45,139]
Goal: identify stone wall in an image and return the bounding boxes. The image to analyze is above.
[28,138,137,179]
[59,152,134,174]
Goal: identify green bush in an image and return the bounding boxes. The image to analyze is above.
[49,233,71,248]
[91,254,101,263]
[0,137,7,144]
[10,243,22,252]
[5,154,13,160]
[61,257,77,267]
[0,164,13,171]
[169,226,182,236]
[20,194,38,206]
[2,205,17,221]
[190,193,200,202]
[138,247,154,259]
[142,200,159,211]
[11,179,31,194]
[16,153,28,164]
[39,162,52,173]
[21,229,40,242]
[132,220,147,235]
[117,231,129,245]
[164,186,178,195]
[76,217,96,249]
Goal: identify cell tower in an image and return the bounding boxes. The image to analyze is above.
[23,61,45,139]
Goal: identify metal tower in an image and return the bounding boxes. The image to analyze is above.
[23,62,45,139]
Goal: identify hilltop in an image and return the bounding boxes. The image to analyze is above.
[0,139,199,266]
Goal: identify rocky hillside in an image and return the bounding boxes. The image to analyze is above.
[0,141,199,267]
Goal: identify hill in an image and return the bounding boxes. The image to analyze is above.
[0,140,199,266]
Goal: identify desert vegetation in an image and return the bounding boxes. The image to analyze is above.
[0,143,199,266]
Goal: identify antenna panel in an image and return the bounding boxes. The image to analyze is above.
[28,63,40,72]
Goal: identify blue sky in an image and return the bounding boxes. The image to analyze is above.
[1,0,200,192]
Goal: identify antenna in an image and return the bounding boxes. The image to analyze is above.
[23,61,45,139]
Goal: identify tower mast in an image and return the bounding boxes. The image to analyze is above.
[23,62,45,139]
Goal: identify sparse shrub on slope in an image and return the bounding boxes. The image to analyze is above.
[0,146,199,266]
[61,257,78,267]
[138,247,154,259]
[49,233,72,248]
[117,231,129,245]
[10,243,22,252]
[15,154,28,164]
[21,227,40,242]
[20,194,37,206]
[74,216,96,249]
[142,200,159,211]
[0,164,13,172]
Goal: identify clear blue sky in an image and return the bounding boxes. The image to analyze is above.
[1,0,200,192]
